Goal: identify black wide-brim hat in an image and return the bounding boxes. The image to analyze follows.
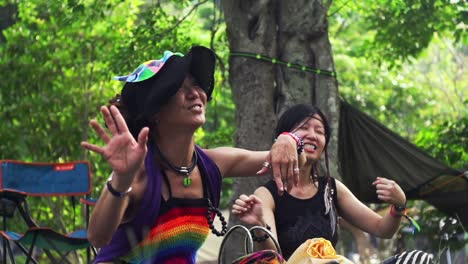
[117,46,215,122]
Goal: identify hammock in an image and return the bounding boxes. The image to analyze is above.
[338,100,467,228]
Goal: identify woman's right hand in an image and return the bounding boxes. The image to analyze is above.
[231,194,264,226]
[256,134,300,195]
[81,105,149,190]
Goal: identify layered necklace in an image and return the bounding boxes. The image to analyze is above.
[154,146,198,187]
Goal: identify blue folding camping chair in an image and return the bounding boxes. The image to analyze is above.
[0,160,96,264]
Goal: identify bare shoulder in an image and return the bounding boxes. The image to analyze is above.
[334,178,350,193]
[334,178,363,209]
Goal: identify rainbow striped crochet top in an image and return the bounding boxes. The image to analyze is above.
[121,197,211,263]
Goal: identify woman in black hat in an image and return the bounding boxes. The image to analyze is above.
[81,46,301,263]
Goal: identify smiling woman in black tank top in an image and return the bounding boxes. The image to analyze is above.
[232,104,407,260]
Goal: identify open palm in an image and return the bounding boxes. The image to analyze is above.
[81,105,149,188]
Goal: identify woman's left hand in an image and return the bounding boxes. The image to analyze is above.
[231,194,264,226]
[372,177,406,206]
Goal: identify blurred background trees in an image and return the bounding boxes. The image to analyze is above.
[0,0,465,263]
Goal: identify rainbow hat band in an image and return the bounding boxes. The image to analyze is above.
[114,51,184,83]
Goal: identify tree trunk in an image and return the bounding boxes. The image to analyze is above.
[221,0,340,260]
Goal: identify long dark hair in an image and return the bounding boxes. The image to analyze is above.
[274,104,331,184]
[275,104,338,236]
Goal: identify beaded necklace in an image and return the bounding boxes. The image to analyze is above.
[192,159,228,236]
[206,198,228,236]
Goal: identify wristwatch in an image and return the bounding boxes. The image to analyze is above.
[106,175,132,198]
[394,203,406,212]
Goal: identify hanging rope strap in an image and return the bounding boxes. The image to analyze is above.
[229,51,337,77]
[403,212,422,235]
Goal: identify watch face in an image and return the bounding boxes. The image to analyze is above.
[394,205,406,211]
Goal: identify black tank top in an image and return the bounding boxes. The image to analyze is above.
[264,177,339,259]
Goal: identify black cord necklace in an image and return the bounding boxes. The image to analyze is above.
[154,145,227,235]
[154,146,198,187]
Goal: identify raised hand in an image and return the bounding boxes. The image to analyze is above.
[257,134,300,195]
[81,105,149,190]
[232,194,264,226]
[372,177,406,207]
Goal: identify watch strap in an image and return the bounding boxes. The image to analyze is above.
[106,180,132,198]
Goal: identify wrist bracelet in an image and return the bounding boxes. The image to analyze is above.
[251,224,272,242]
[280,132,304,155]
[106,180,132,198]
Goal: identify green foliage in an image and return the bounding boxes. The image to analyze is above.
[359,0,466,65]
[330,1,467,259]
[1,0,140,162]
[0,0,233,261]
[414,116,467,169]
[331,6,466,139]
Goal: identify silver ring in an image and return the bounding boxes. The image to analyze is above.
[293,167,300,172]
[262,161,271,168]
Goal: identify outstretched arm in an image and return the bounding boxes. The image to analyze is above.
[81,105,149,247]
[337,177,406,238]
[204,133,300,195]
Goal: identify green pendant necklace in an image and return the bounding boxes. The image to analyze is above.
[155,146,198,187]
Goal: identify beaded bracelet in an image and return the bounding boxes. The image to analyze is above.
[251,224,272,242]
[280,132,304,155]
